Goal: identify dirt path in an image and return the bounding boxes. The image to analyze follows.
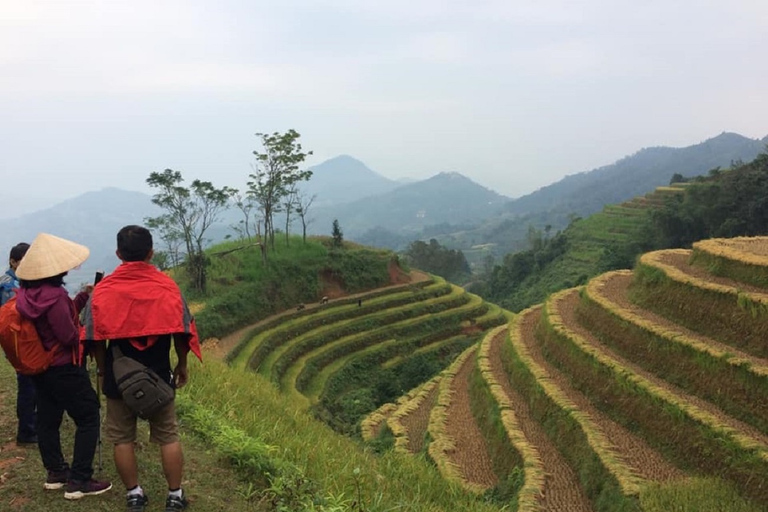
[205,270,431,361]
[535,298,684,484]
[400,386,439,454]
[514,309,595,511]
[443,346,498,489]
[556,288,768,451]
[595,271,768,372]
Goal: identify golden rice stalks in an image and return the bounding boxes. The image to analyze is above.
[427,345,487,494]
[640,250,768,307]
[693,236,768,266]
[478,324,546,511]
[386,376,442,453]
[654,186,686,193]
[517,301,643,496]
[586,271,768,377]
[361,402,399,442]
[547,288,768,463]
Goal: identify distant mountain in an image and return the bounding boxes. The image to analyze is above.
[308,172,509,239]
[506,132,768,218]
[300,155,401,207]
[419,132,768,265]
[0,188,159,288]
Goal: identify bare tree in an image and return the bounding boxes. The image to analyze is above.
[282,184,298,247]
[295,191,316,244]
[231,189,256,241]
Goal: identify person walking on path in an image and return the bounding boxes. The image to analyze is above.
[0,242,38,445]
[15,233,112,499]
[84,225,201,512]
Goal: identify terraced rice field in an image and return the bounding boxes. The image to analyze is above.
[226,236,768,511]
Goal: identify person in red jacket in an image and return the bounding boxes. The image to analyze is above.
[15,233,112,500]
[84,225,201,512]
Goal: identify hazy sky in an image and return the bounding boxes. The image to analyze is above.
[2,0,767,218]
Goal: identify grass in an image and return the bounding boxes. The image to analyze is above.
[181,357,502,512]
[640,478,760,512]
[0,361,255,512]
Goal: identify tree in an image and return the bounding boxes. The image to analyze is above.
[295,191,317,244]
[248,130,313,251]
[230,189,258,241]
[404,239,470,282]
[282,184,298,247]
[331,219,344,248]
[146,169,233,294]
[146,215,184,269]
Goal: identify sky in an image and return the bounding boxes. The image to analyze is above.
[2,0,767,218]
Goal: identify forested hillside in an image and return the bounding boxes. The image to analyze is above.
[473,150,768,312]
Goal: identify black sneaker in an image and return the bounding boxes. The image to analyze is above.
[127,493,149,512]
[43,468,70,490]
[165,493,189,511]
[64,478,113,499]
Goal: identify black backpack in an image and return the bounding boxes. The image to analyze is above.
[112,345,175,419]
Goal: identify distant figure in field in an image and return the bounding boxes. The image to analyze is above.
[296,303,305,311]
[357,299,362,307]
[320,296,329,305]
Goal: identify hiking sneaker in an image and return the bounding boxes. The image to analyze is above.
[63,478,113,499]
[127,492,149,512]
[165,493,189,511]
[43,468,70,490]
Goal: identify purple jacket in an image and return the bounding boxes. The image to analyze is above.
[16,285,89,367]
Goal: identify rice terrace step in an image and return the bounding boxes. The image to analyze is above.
[218,236,768,511]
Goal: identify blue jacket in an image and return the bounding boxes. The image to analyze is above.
[0,268,18,306]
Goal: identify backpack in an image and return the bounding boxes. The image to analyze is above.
[112,345,175,419]
[0,296,54,375]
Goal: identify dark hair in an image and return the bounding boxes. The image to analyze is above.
[20,272,67,289]
[117,225,153,262]
[9,243,30,262]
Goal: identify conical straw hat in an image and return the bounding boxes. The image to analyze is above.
[16,233,90,281]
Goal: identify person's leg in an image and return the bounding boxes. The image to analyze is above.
[149,402,182,488]
[57,366,100,482]
[114,443,139,488]
[16,373,38,443]
[160,442,184,489]
[104,398,140,489]
[150,402,187,509]
[33,372,67,472]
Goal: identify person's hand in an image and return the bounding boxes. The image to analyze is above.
[82,284,94,294]
[173,364,189,389]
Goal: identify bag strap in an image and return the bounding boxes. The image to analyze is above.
[112,344,125,360]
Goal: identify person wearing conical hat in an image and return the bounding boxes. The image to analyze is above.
[15,233,112,500]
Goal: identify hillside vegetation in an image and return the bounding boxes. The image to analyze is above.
[5,157,768,511]
[189,227,767,510]
[475,151,768,312]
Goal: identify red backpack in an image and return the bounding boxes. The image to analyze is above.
[0,296,54,375]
